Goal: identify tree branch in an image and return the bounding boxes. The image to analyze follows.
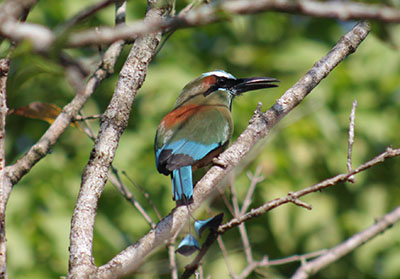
[181,146,400,278]
[66,0,399,47]
[291,206,400,279]
[67,2,169,278]
[5,38,125,186]
[220,147,400,232]
[203,20,370,228]
[1,0,398,50]
[94,21,370,279]
[0,58,11,279]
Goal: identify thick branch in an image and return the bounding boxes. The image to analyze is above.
[95,21,370,279]
[67,4,169,279]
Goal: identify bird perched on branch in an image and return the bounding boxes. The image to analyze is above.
[155,70,279,205]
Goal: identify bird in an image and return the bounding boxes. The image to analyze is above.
[154,70,279,205]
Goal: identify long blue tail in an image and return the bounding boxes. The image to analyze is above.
[172,166,193,205]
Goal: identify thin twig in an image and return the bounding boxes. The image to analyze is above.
[216,186,235,216]
[229,175,240,217]
[346,100,357,183]
[220,147,400,232]
[216,168,266,279]
[122,171,162,221]
[233,256,269,279]
[291,206,400,279]
[182,147,400,279]
[77,111,98,140]
[229,176,254,265]
[240,166,264,216]
[56,0,119,32]
[74,114,102,121]
[216,236,236,277]
[110,166,156,229]
[5,41,126,185]
[268,249,328,266]
[5,7,127,186]
[168,239,178,279]
[76,110,157,227]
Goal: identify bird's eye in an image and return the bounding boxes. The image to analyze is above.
[218,77,227,87]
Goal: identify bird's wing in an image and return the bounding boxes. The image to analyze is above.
[155,105,232,174]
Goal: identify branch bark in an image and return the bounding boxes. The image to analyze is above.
[0,58,10,279]
[67,2,170,278]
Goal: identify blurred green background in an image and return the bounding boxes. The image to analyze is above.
[2,0,400,278]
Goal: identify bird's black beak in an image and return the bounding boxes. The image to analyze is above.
[233,77,279,95]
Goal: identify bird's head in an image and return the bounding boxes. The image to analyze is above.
[174,70,279,108]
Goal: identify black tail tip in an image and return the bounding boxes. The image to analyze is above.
[175,196,194,206]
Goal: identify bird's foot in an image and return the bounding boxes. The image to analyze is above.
[212,157,228,168]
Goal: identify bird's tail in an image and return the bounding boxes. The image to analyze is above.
[172,166,193,205]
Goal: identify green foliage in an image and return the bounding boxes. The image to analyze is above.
[2,1,400,278]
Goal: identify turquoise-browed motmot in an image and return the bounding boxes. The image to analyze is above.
[155,70,279,205]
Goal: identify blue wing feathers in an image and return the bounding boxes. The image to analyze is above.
[171,140,219,160]
[156,139,219,164]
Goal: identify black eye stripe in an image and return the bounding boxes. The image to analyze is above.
[218,77,227,86]
[217,77,238,89]
[203,76,237,96]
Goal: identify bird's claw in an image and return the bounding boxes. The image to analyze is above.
[212,157,228,168]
